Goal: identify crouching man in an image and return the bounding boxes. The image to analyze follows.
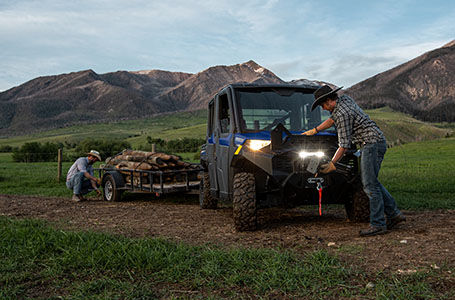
[66,150,102,202]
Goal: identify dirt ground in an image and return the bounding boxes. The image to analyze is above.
[1,193,454,277]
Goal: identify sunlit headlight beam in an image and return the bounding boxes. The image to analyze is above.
[247,140,271,151]
[299,151,325,159]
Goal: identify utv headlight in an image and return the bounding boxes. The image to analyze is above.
[246,139,271,151]
[299,151,325,159]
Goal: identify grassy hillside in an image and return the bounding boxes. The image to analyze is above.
[0,110,207,149]
[0,107,452,149]
[367,107,452,145]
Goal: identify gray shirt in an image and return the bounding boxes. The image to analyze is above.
[66,157,94,182]
[330,95,385,148]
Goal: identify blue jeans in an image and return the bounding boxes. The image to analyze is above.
[360,140,401,228]
[66,172,93,195]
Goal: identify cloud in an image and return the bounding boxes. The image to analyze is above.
[266,60,301,80]
[269,38,452,88]
[0,0,292,86]
[264,1,455,87]
[0,0,454,91]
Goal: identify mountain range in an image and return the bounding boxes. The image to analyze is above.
[346,40,455,122]
[0,60,284,136]
[1,41,454,136]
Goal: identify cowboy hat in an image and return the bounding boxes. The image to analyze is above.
[87,150,101,161]
[311,85,343,111]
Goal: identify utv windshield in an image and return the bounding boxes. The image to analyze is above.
[235,88,335,133]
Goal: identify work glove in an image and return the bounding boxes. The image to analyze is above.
[301,128,318,136]
[319,161,336,174]
[95,178,102,185]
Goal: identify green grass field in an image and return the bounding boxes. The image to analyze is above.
[1,217,452,299]
[1,107,453,203]
[0,153,103,197]
[1,109,454,299]
[380,138,455,209]
[1,138,454,209]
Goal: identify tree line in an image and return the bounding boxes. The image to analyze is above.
[144,137,205,153]
[8,137,205,162]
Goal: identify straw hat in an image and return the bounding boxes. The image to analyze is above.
[87,150,101,161]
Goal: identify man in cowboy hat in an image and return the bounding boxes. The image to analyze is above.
[303,85,406,236]
[66,150,102,202]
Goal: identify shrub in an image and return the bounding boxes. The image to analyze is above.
[0,145,13,153]
[74,138,131,161]
[12,142,62,162]
[145,137,205,153]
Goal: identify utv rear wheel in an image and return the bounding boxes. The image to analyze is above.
[345,181,370,222]
[233,172,257,231]
[199,171,218,209]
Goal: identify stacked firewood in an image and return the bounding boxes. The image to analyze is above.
[103,149,200,185]
[104,149,198,171]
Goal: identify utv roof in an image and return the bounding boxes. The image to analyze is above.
[226,83,321,90]
[211,83,321,101]
[216,83,322,96]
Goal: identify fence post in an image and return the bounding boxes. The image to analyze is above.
[57,148,63,182]
[151,143,156,153]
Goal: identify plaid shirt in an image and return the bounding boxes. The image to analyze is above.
[331,95,385,148]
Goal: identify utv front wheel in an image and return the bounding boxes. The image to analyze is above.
[199,171,218,209]
[345,181,370,222]
[233,172,257,231]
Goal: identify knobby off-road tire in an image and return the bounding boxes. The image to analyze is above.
[345,180,370,222]
[199,171,218,209]
[233,172,257,231]
[102,172,124,202]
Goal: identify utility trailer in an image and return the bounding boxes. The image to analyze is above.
[96,165,203,201]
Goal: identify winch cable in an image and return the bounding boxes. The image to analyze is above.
[307,176,324,216]
[317,181,323,216]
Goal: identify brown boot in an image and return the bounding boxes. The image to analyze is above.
[386,214,406,230]
[359,225,387,237]
[72,194,85,202]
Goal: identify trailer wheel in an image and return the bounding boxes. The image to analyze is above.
[199,171,218,209]
[345,180,370,222]
[103,172,124,202]
[233,172,257,231]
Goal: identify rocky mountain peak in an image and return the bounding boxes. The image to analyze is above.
[442,40,455,48]
[241,60,261,69]
[154,61,284,112]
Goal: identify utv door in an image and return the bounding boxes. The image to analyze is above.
[205,100,218,196]
[214,90,235,199]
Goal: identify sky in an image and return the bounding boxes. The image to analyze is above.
[1,0,454,91]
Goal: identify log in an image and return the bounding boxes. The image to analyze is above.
[104,150,196,177]
[114,154,164,165]
[122,149,174,162]
[115,161,152,170]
